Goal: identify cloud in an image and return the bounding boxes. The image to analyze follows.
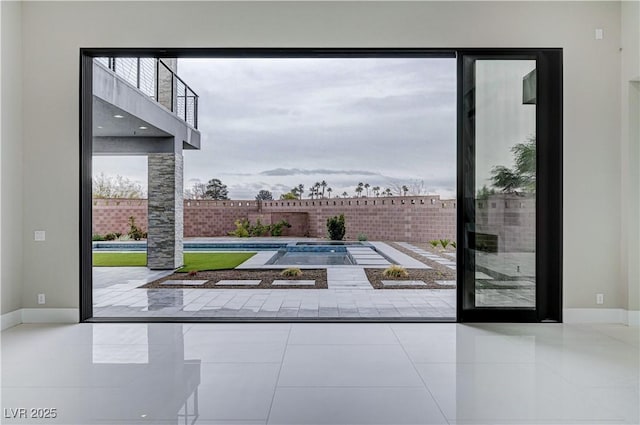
[96,57,460,200]
[259,168,381,177]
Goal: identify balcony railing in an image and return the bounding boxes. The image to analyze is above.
[96,57,199,129]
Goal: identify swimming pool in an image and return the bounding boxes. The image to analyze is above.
[266,245,355,266]
[92,242,289,252]
[92,240,383,266]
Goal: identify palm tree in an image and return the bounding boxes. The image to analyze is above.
[355,185,364,197]
[373,186,380,197]
[402,185,409,196]
[320,180,327,198]
[364,183,370,197]
[490,137,536,194]
[490,166,523,193]
[327,187,333,198]
[297,184,304,200]
[342,191,348,198]
[384,188,392,197]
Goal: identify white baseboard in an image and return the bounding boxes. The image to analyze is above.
[1,309,23,330]
[1,308,79,330]
[21,308,79,323]
[563,308,629,324]
[628,310,640,327]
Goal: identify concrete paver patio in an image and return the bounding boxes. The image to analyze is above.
[91,240,537,318]
[93,266,456,319]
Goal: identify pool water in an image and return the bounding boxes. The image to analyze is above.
[267,246,355,266]
[93,242,288,252]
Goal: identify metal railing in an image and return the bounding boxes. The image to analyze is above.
[96,57,199,129]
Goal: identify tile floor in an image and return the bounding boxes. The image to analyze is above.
[1,322,638,424]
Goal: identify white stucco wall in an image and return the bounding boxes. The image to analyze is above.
[1,0,24,316]
[620,1,640,315]
[0,1,628,318]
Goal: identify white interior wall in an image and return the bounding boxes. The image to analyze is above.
[620,1,640,318]
[1,0,24,321]
[0,1,628,320]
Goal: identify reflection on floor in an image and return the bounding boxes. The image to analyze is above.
[2,322,638,424]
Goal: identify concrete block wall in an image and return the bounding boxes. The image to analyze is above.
[184,200,256,237]
[92,194,537,249]
[92,199,148,235]
[93,195,458,242]
[260,196,457,241]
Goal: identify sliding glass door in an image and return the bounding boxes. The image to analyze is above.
[457,50,562,322]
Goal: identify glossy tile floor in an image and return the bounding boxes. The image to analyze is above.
[2,323,638,424]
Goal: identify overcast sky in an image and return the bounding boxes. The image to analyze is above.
[94,57,459,199]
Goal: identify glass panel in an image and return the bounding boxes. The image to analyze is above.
[474,60,536,308]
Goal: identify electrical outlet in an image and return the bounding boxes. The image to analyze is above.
[37,293,46,305]
[34,230,46,241]
[595,28,604,40]
[596,293,604,305]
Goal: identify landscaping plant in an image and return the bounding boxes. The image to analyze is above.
[357,233,368,241]
[383,265,409,278]
[269,220,291,236]
[128,216,146,240]
[249,219,269,237]
[429,240,440,248]
[439,239,451,249]
[281,267,302,277]
[326,214,346,240]
[229,219,291,237]
[229,219,251,237]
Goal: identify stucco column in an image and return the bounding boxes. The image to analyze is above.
[147,153,183,269]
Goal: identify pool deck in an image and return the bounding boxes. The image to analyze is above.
[235,241,429,269]
[93,266,456,319]
[92,241,454,319]
[92,239,535,319]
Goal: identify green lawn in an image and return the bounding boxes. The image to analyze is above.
[92,252,255,272]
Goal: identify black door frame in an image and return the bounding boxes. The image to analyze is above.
[80,48,562,323]
[456,49,563,322]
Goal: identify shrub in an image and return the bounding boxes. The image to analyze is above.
[451,241,457,249]
[357,233,368,241]
[229,219,250,237]
[128,216,145,241]
[281,267,302,277]
[327,214,346,240]
[249,219,269,237]
[92,234,106,242]
[429,240,439,248]
[104,233,117,241]
[114,232,122,239]
[383,265,409,278]
[439,239,451,249]
[229,219,291,237]
[269,220,291,237]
